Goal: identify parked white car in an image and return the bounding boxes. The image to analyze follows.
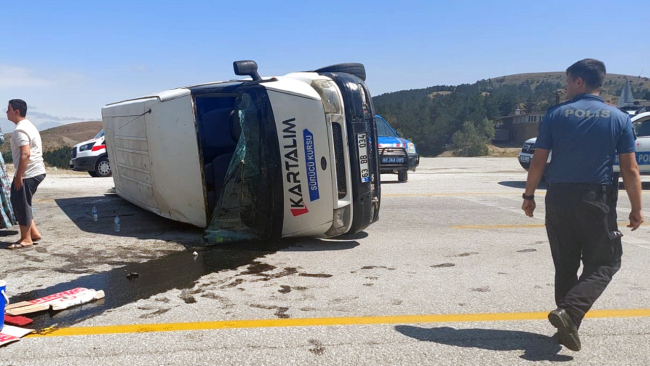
[69,129,112,177]
[518,111,650,174]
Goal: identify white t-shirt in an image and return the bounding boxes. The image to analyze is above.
[11,119,46,179]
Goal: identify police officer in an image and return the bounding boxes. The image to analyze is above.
[522,59,644,352]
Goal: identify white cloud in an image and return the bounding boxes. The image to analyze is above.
[27,110,86,122]
[130,65,150,73]
[0,65,85,89]
[0,65,52,87]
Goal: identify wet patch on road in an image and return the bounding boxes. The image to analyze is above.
[200,292,234,308]
[248,304,290,318]
[455,252,479,257]
[308,339,325,356]
[279,285,292,294]
[299,273,332,278]
[22,255,46,263]
[471,286,490,292]
[220,279,245,288]
[275,307,290,318]
[7,240,296,330]
[352,266,396,274]
[139,308,171,319]
[179,289,197,304]
[517,249,537,253]
[240,262,276,275]
[431,263,455,268]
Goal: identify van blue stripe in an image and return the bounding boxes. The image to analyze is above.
[303,129,320,201]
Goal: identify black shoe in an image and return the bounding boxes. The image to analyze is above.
[548,308,581,351]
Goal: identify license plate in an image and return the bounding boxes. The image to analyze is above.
[520,156,530,163]
[382,157,405,164]
[357,133,370,183]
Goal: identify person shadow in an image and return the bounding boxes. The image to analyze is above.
[395,325,573,362]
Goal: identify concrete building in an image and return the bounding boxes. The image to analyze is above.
[495,110,545,145]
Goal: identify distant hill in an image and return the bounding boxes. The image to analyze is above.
[37,121,64,131]
[484,72,650,104]
[372,72,650,156]
[1,121,103,155]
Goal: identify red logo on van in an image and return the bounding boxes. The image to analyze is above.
[290,207,309,216]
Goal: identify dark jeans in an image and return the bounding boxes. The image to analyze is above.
[545,182,622,328]
[10,174,46,226]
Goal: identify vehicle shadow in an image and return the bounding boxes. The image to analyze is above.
[499,181,650,190]
[55,194,205,245]
[282,238,360,251]
[55,194,365,250]
[499,181,548,190]
[395,325,573,362]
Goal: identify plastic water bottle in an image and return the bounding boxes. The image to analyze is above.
[114,213,120,232]
[92,206,98,222]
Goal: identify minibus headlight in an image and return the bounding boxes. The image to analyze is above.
[311,80,343,114]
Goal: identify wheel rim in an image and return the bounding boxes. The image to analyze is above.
[97,161,110,176]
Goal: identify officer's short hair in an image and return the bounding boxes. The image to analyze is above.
[8,99,27,117]
[566,59,606,90]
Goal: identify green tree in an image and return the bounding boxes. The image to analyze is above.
[449,119,495,157]
[43,146,72,168]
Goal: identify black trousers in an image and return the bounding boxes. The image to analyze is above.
[545,182,622,328]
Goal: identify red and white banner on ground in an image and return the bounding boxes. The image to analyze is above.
[5,288,87,310]
[6,288,105,316]
[0,325,34,347]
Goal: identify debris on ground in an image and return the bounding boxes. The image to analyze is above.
[6,288,105,316]
[0,325,35,347]
[4,315,33,327]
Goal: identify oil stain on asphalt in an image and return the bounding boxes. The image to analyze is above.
[8,241,295,329]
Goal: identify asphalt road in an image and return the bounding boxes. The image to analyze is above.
[1,158,649,365]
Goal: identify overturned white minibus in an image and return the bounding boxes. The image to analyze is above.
[102,61,380,243]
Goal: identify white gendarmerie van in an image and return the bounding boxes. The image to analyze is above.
[101,61,381,243]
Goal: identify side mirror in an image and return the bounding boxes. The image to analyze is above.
[233,60,261,82]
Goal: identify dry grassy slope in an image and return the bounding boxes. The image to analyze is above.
[489,72,650,102]
[1,121,103,155]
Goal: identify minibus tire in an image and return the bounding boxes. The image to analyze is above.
[314,63,366,81]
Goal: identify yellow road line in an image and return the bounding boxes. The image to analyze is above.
[453,222,649,229]
[453,224,546,229]
[30,308,650,338]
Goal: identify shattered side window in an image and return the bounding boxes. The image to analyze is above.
[205,91,280,244]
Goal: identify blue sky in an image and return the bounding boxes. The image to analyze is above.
[1,0,649,131]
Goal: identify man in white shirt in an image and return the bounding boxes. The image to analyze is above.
[6,99,46,249]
